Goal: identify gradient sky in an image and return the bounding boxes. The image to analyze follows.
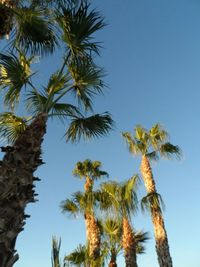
[1,0,200,266]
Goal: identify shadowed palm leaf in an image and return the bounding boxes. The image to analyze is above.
[57,2,105,58]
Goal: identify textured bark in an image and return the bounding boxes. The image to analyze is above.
[122,218,137,267]
[85,213,101,263]
[0,113,47,267]
[108,251,117,267]
[0,0,18,38]
[140,155,173,267]
[84,176,93,192]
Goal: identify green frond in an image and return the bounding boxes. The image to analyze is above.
[135,231,150,254]
[141,192,165,213]
[0,52,33,108]
[135,125,147,143]
[66,112,113,143]
[57,2,105,57]
[68,58,105,110]
[159,142,181,159]
[122,132,140,155]
[51,237,62,267]
[13,7,58,56]
[149,123,169,150]
[46,71,71,95]
[61,198,79,217]
[146,151,159,161]
[103,218,122,237]
[73,159,108,181]
[26,89,48,114]
[0,112,28,144]
[49,103,82,121]
[64,244,88,267]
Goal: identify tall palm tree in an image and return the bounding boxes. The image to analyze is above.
[101,176,139,267]
[122,124,181,267]
[61,190,104,267]
[0,2,113,266]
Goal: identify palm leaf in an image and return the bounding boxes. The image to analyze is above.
[0,51,33,108]
[51,237,62,267]
[66,112,113,142]
[13,7,58,56]
[56,2,105,57]
[141,192,165,213]
[159,142,181,159]
[64,244,89,267]
[68,58,105,111]
[0,112,27,144]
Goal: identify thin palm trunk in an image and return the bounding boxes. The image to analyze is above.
[140,155,173,267]
[0,113,47,267]
[122,218,137,267]
[108,250,117,267]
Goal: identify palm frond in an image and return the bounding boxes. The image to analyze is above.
[56,2,105,57]
[51,237,62,267]
[0,51,33,108]
[66,112,113,143]
[149,123,169,150]
[61,198,79,217]
[0,112,27,144]
[64,244,88,267]
[146,151,159,161]
[159,142,181,159]
[141,192,165,213]
[68,58,105,110]
[26,89,48,114]
[13,7,58,56]
[122,132,139,155]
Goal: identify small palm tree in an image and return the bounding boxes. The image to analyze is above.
[0,2,113,266]
[73,159,108,192]
[122,124,181,267]
[101,176,139,267]
[61,190,104,267]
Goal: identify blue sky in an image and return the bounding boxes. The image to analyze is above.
[1,0,200,266]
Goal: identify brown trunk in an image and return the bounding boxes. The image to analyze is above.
[140,155,173,267]
[108,251,117,267]
[122,218,137,267]
[84,176,93,192]
[0,0,18,38]
[85,213,101,263]
[0,113,47,267]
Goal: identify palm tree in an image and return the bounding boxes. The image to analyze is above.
[0,2,113,266]
[101,176,139,267]
[73,159,108,192]
[51,237,62,267]
[122,124,181,267]
[64,244,90,267]
[61,190,104,267]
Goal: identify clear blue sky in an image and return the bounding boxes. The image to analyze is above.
[1,0,200,266]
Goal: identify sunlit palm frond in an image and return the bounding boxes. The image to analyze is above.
[0,112,28,144]
[57,2,105,57]
[66,112,113,143]
[13,7,58,56]
[141,192,165,213]
[61,198,80,217]
[64,244,89,267]
[0,51,33,108]
[149,123,169,150]
[122,132,139,155]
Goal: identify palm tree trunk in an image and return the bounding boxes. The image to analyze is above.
[122,218,137,267]
[108,251,117,267]
[140,155,173,267]
[85,213,101,265]
[0,113,47,267]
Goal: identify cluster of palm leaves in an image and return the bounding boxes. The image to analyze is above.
[55,125,180,267]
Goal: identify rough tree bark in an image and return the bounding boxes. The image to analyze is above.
[0,113,47,267]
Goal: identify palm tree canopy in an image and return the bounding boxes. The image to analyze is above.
[122,124,181,160]
[100,175,139,219]
[73,159,108,182]
[64,244,89,267]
